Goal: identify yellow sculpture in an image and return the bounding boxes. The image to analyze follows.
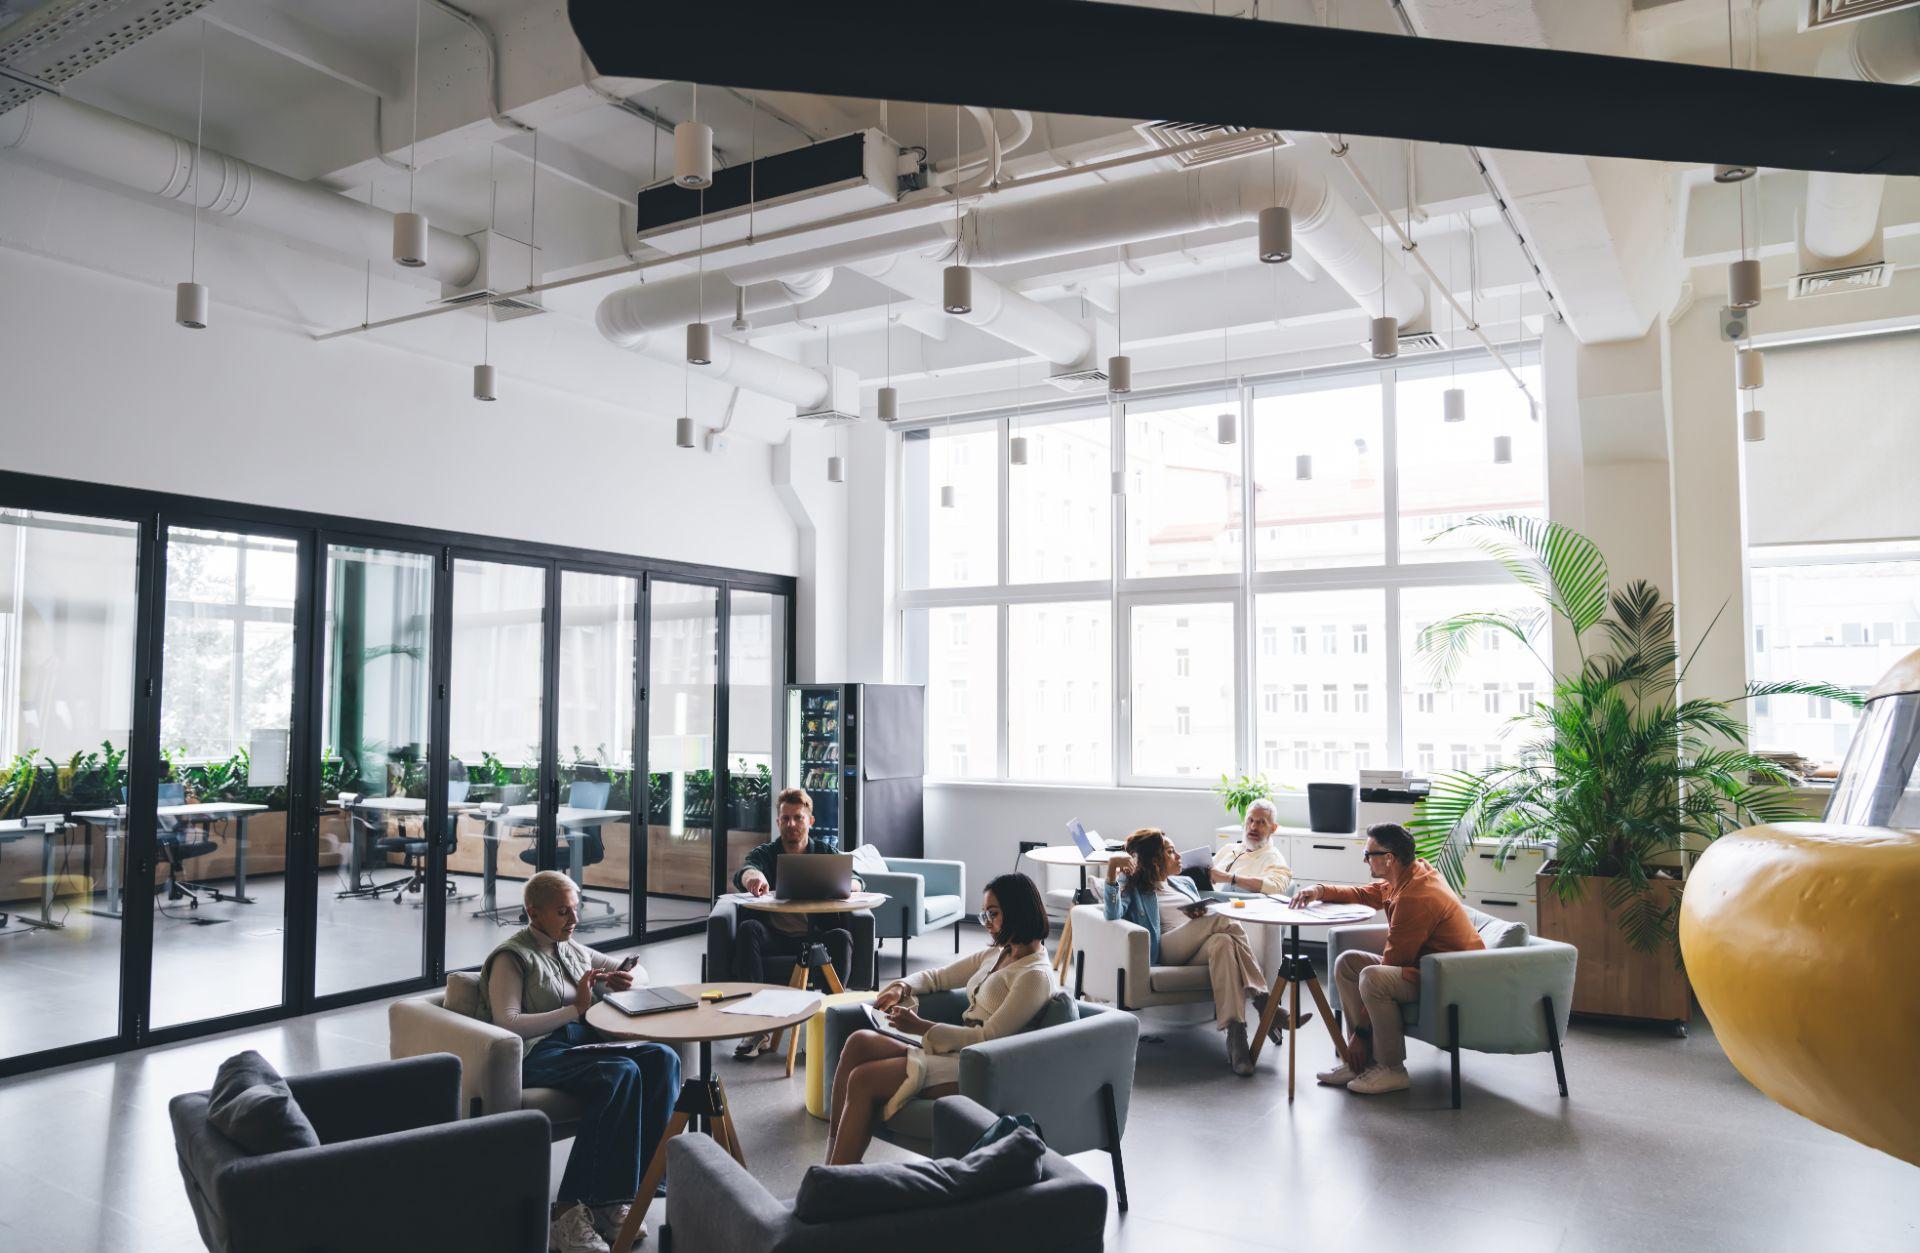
[1681,650,1920,1167]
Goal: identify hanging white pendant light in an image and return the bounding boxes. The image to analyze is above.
[176,281,209,330]
[1010,436,1029,465]
[675,416,695,448]
[1443,387,1467,423]
[878,386,899,422]
[1369,316,1399,360]
[1714,163,1755,183]
[674,86,713,189]
[178,20,209,328]
[1743,407,1766,442]
[394,2,428,267]
[1737,349,1765,390]
[940,484,956,508]
[1257,206,1292,264]
[1493,435,1514,464]
[943,263,973,314]
[828,454,845,483]
[686,321,712,365]
[1107,354,1133,394]
[1108,247,1131,393]
[1295,454,1312,481]
[1728,258,1761,309]
[1216,328,1237,445]
[1217,412,1237,445]
[473,362,496,402]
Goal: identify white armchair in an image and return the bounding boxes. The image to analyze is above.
[1066,902,1216,1017]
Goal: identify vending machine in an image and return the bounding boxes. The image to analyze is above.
[783,683,925,857]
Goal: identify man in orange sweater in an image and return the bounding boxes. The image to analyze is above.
[1292,822,1484,1095]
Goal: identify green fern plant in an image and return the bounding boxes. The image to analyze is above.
[1407,514,1861,954]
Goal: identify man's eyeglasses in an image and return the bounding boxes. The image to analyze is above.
[1361,849,1391,861]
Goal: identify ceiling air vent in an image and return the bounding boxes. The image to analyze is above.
[1790,260,1893,299]
[1800,0,1920,30]
[1395,330,1446,354]
[440,290,546,322]
[0,0,210,116]
[1133,121,1286,169]
[1044,366,1111,395]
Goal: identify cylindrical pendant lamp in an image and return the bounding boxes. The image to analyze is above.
[1257,206,1293,264]
[828,455,845,483]
[175,281,208,329]
[1107,354,1132,394]
[1743,408,1767,443]
[1295,454,1312,481]
[473,363,497,401]
[1443,387,1467,423]
[1728,258,1762,309]
[940,484,956,508]
[392,211,429,268]
[1493,435,1513,464]
[1737,349,1765,390]
[878,386,899,422]
[686,322,712,365]
[1370,316,1399,360]
[674,120,713,189]
[1010,435,1029,466]
[1217,412,1237,445]
[943,264,973,315]
[675,416,696,448]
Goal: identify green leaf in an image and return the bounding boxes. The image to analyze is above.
[1433,514,1610,637]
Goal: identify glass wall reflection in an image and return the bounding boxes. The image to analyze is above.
[557,570,639,937]
[0,509,139,1062]
[150,527,297,1030]
[725,590,786,889]
[646,582,717,928]
[446,559,547,970]
[314,544,435,998]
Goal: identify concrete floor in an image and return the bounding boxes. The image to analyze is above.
[0,922,1914,1253]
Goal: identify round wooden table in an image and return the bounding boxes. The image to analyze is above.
[1022,846,1127,980]
[586,981,821,1253]
[1209,898,1375,1101]
[737,891,887,1073]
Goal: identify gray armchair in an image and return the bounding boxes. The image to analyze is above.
[822,989,1138,1211]
[851,845,968,979]
[169,1053,550,1253]
[1326,909,1577,1108]
[662,1095,1107,1253]
[1066,901,1218,1018]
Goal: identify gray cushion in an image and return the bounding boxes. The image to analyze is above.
[1029,991,1079,1031]
[1466,907,1531,949]
[442,971,484,1018]
[851,844,889,875]
[791,1126,1046,1222]
[206,1051,320,1155]
[923,894,963,924]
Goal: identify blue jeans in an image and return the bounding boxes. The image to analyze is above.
[522,1021,681,1206]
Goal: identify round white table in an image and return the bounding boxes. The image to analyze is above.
[1022,845,1127,980]
[586,981,820,1253]
[1209,897,1375,1101]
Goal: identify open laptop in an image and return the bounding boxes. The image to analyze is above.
[775,852,855,901]
[1067,818,1115,858]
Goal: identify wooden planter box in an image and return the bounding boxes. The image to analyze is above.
[1535,871,1692,1030]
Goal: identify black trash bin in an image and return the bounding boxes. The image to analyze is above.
[1307,782,1357,834]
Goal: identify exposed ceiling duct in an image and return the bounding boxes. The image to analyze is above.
[0,92,481,286]
[0,0,209,116]
[847,249,1092,366]
[1799,11,1920,283]
[594,272,835,410]
[959,149,1427,327]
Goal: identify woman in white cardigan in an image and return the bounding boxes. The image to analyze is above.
[827,872,1057,1164]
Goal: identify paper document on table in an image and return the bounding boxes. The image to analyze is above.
[716,988,822,1017]
[1298,902,1375,921]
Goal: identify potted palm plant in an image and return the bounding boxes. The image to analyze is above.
[1407,515,1859,1032]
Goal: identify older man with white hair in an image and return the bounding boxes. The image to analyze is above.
[1211,798,1293,895]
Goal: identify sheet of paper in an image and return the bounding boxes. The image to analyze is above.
[716,988,822,1017]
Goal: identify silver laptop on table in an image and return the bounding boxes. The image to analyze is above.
[1067,818,1115,858]
[774,852,854,901]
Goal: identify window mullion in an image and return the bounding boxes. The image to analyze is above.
[1384,583,1405,770]
[1383,365,1402,568]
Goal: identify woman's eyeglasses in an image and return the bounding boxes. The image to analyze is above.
[977,907,1002,928]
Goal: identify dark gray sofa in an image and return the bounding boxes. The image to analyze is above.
[661,1095,1107,1252]
[169,1052,550,1253]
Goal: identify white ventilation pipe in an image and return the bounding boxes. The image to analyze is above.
[595,279,831,410]
[0,93,480,287]
[959,149,1425,326]
[1804,13,1920,264]
[848,250,1092,365]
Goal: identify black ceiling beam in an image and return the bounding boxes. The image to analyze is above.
[571,0,1920,177]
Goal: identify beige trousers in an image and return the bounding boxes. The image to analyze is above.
[1158,912,1265,1028]
[1334,949,1421,1068]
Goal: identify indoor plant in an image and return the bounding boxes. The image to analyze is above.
[1407,515,1858,1026]
[1214,771,1275,823]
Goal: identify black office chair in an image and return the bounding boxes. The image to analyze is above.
[374,767,473,907]
[518,780,619,923]
[152,781,219,910]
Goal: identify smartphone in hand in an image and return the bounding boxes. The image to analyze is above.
[617,955,639,972]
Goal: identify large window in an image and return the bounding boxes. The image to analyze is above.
[1749,543,1918,764]
[899,354,1549,786]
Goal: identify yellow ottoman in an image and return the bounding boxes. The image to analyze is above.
[804,990,878,1120]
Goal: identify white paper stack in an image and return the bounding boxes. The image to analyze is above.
[717,988,823,1017]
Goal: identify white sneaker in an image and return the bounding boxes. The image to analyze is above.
[1315,1062,1360,1087]
[593,1202,643,1245]
[1346,1064,1411,1095]
[550,1203,611,1253]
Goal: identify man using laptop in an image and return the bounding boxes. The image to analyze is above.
[730,787,861,1058]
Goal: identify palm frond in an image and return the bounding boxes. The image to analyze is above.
[1433,514,1610,638]
[1414,610,1549,686]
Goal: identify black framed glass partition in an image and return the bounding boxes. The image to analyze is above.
[0,468,794,1078]
[0,508,141,1065]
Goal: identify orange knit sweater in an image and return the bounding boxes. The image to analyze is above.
[1319,860,1485,969]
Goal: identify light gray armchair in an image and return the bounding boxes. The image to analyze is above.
[1326,909,1577,1108]
[822,989,1139,1211]
[1066,901,1218,1018]
[662,1096,1108,1253]
[850,844,968,979]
